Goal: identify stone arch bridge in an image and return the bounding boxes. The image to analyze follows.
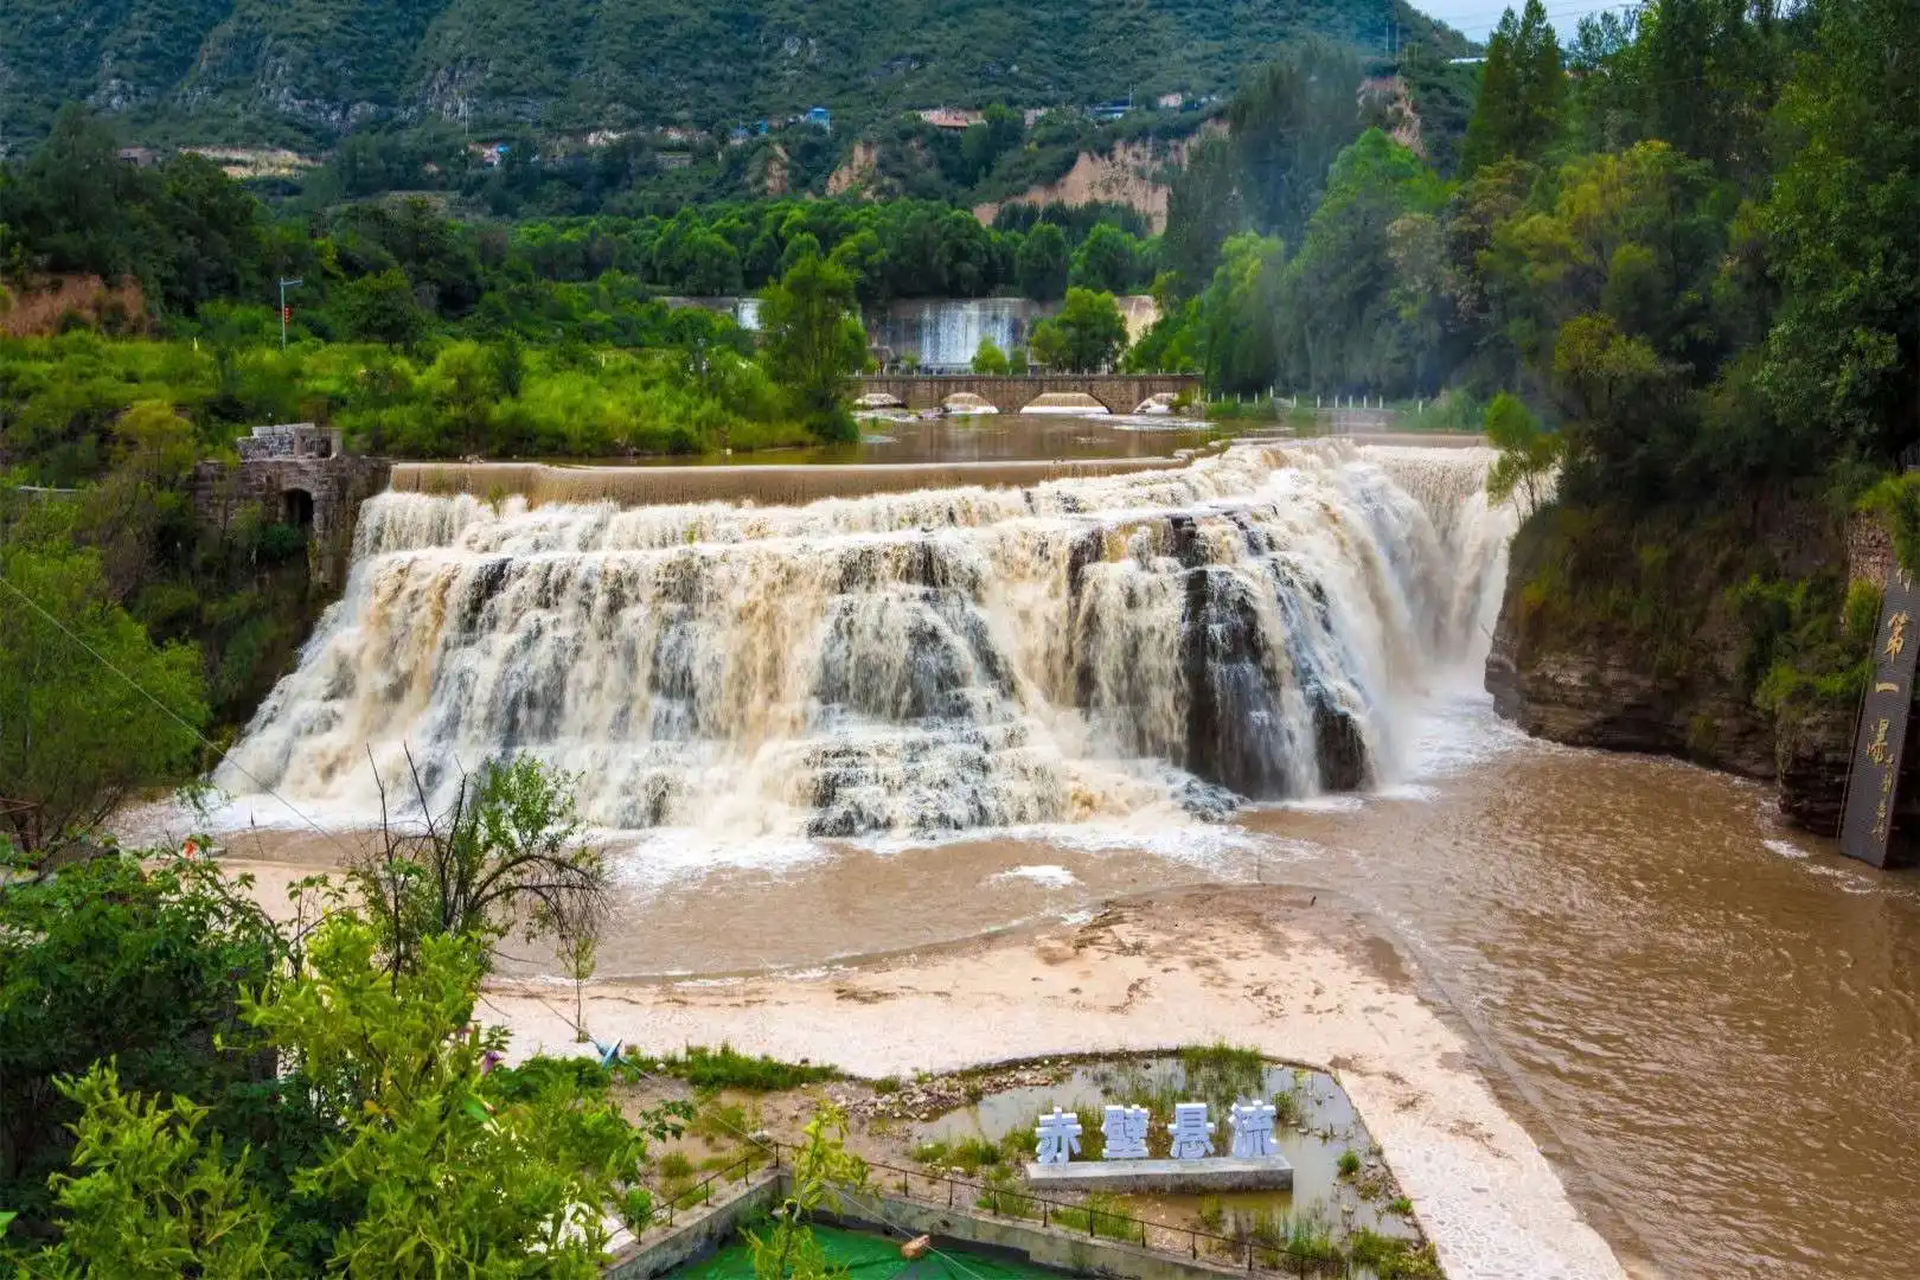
[855,373,1199,414]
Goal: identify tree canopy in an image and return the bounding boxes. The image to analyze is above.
[757,251,869,440]
[0,532,206,855]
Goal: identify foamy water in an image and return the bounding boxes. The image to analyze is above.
[217,443,1515,842]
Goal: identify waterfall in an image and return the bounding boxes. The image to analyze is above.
[867,299,1044,371]
[221,443,1516,837]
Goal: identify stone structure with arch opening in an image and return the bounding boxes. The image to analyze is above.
[190,424,390,589]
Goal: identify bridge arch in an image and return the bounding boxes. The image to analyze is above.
[1015,390,1121,415]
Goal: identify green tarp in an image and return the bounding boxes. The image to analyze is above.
[672,1226,1067,1280]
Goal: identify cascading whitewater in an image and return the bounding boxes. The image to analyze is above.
[221,443,1516,837]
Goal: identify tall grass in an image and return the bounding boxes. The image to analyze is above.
[1051,1192,1145,1243]
[629,1042,839,1091]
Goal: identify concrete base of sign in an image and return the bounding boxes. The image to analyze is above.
[1024,1157,1294,1194]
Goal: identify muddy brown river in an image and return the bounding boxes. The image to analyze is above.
[536,690,1918,1280]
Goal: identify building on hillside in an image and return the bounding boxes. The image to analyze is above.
[1156,92,1184,109]
[1089,99,1132,121]
[916,107,982,131]
[805,106,832,131]
[117,146,161,167]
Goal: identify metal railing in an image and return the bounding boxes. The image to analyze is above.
[645,1145,782,1230]
[648,1141,1353,1279]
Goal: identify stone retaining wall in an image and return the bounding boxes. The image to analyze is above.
[189,455,390,588]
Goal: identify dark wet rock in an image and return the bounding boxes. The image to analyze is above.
[1174,777,1241,822]
[1314,701,1371,792]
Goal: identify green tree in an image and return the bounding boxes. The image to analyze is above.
[335,268,427,348]
[1015,222,1070,301]
[757,251,868,441]
[972,336,1011,374]
[1758,0,1920,465]
[1161,135,1244,296]
[0,537,206,856]
[827,229,888,302]
[1461,0,1567,174]
[1069,224,1137,293]
[1225,41,1368,246]
[746,1103,867,1280]
[1194,233,1287,393]
[960,104,1025,183]
[1029,287,1128,372]
[30,917,655,1278]
[30,1068,287,1278]
[1484,392,1563,516]
[349,754,608,978]
[0,107,157,286]
[1271,129,1449,395]
[420,341,503,455]
[152,154,267,315]
[1550,311,1680,500]
[0,851,281,1230]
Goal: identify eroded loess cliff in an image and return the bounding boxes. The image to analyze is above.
[1486,500,1889,837]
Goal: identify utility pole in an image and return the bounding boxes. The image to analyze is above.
[279,277,303,350]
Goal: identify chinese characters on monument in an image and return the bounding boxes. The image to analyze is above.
[1101,1105,1150,1159]
[1228,1100,1279,1158]
[1841,563,1920,868]
[1167,1102,1215,1158]
[1034,1099,1289,1165]
[1034,1108,1082,1164]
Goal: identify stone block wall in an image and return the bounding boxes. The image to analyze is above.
[190,454,391,588]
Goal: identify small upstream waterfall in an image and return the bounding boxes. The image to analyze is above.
[866,299,1046,371]
[222,443,1515,837]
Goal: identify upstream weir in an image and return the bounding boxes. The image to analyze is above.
[221,442,1514,836]
[391,455,1194,506]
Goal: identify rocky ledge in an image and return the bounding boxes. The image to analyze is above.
[1484,582,1854,839]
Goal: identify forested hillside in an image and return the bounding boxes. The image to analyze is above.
[0,0,1469,153]
[1127,0,1919,823]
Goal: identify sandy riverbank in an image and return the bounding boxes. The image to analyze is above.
[462,886,1625,1280]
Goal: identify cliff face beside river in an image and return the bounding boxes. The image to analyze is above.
[1484,504,1894,839]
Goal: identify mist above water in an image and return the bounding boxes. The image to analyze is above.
[221,443,1514,836]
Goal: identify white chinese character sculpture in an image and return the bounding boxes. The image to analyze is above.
[1101,1105,1150,1160]
[1035,1108,1083,1164]
[1167,1102,1213,1159]
[1228,1100,1278,1158]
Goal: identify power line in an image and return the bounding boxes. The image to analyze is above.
[0,570,361,863]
